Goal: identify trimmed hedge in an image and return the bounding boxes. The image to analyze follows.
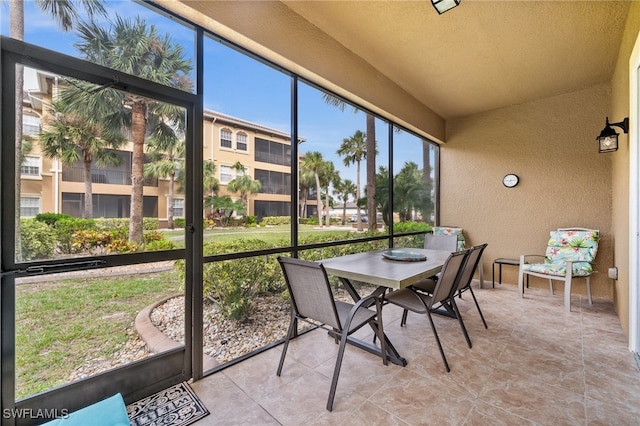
[20,219,56,261]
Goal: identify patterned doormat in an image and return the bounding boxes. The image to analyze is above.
[127,382,209,426]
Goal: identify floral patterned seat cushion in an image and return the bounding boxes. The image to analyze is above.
[433,226,466,251]
[522,229,599,277]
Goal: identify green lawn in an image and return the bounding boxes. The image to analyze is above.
[15,270,182,399]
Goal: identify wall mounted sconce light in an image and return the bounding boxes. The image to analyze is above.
[596,116,629,153]
[431,0,461,14]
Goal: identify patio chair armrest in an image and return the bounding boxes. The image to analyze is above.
[343,293,382,331]
[352,293,381,311]
[520,254,545,264]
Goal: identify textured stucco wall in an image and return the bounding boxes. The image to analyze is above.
[610,2,640,334]
[442,84,614,298]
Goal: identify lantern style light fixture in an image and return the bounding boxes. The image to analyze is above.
[596,117,629,153]
[431,0,461,14]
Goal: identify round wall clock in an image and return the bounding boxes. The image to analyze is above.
[502,174,519,188]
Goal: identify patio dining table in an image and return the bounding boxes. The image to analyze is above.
[320,247,451,367]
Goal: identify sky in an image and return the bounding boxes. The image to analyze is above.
[1,0,432,192]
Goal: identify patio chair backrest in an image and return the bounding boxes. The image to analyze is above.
[455,244,488,293]
[429,249,470,308]
[278,257,341,330]
[424,234,458,252]
[433,226,466,251]
[544,229,599,274]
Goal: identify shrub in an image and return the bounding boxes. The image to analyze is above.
[145,239,177,251]
[298,217,318,225]
[260,216,290,226]
[106,239,139,254]
[143,217,159,231]
[198,239,283,321]
[54,218,96,254]
[246,215,257,225]
[143,230,176,251]
[70,229,113,254]
[392,221,432,247]
[20,219,56,261]
[94,218,128,231]
[174,218,186,228]
[70,228,129,255]
[35,213,71,227]
[143,230,165,244]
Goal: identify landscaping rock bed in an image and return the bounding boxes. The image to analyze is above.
[67,282,377,381]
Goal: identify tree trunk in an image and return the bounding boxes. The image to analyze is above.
[342,202,346,225]
[83,157,93,218]
[324,186,330,227]
[366,114,376,231]
[356,161,362,231]
[314,173,322,227]
[129,101,147,244]
[422,140,433,225]
[167,172,175,229]
[11,0,24,260]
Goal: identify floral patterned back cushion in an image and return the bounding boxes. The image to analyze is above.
[433,226,466,251]
[524,229,599,277]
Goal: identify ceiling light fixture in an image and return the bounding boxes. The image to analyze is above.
[431,0,461,14]
[596,117,628,153]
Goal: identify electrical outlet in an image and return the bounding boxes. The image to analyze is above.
[608,267,618,280]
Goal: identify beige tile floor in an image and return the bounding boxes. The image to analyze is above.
[190,281,640,425]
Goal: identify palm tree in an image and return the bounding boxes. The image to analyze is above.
[375,166,391,225]
[74,15,193,243]
[298,168,315,219]
[322,93,377,231]
[394,162,426,222]
[144,130,185,229]
[203,160,220,218]
[337,130,367,231]
[9,0,106,259]
[204,195,243,227]
[176,159,219,220]
[300,151,325,226]
[39,97,125,218]
[227,161,262,219]
[334,178,356,225]
[319,160,339,227]
[422,140,435,225]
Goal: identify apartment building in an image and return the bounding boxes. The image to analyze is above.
[20,69,295,226]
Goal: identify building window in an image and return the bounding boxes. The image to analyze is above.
[220,165,233,184]
[236,132,248,151]
[220,128,232,149]
[23,115,40,136]
[254,200,290,221]
[255,138,291,166]
[255,169,291,195]
[21,156,41,176]
[20,196,40,217]
[173,198,184,217]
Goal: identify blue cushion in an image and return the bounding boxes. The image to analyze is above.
[41,393,129,426]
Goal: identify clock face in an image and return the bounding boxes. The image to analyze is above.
[503,174,519,188]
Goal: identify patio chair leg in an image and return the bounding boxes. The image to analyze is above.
[450,299,472,349]
[467,286,488,329]
[401,309,408,326]
[327,331,349,411]
[374,300,388,366]
[586,277,593,305]
[277,315,297,376]
[425,310,450,373]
